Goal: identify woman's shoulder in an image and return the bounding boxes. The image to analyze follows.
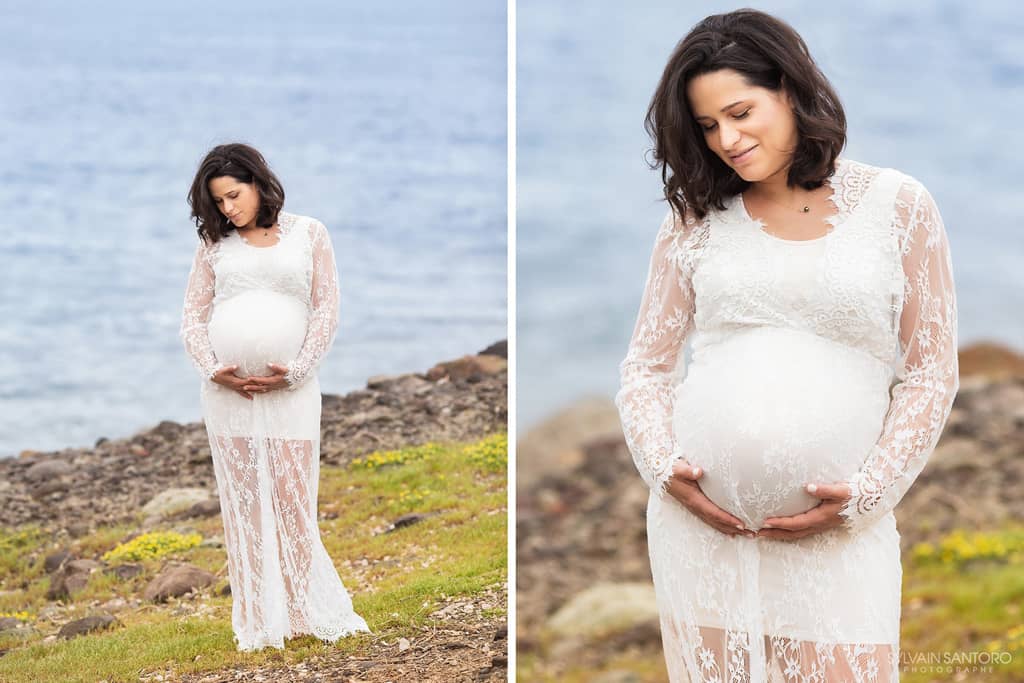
[278,211,329,244]
[279,210,327,232]
[839,156,929,196]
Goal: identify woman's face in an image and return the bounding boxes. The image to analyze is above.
[208,176,260,228]
[685,68,798,184]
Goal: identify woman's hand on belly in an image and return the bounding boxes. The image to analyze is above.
[756,482,852,541]
[240,363,290,394]
[211,365,256,400]
[667,461,757,538]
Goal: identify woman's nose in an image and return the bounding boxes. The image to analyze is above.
[718,124,741,149]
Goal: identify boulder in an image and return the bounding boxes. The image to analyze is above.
[57,614,117,639]
[479,340,507,359]
[0,617,23,632]
[140,488,212,520]
[143,562,216,602]
[105,563,144,581]
[46,559,104,600]
[43,550,74,574]
[24,459,73,481]
[426,355,508,382]
[546,582,659,639]
[518,396,626,488]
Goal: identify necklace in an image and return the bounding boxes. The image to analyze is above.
[235,222,277,244]
[749,189,812,213]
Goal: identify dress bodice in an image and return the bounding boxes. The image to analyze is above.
[684,158,906,368]
[208,211,316,308]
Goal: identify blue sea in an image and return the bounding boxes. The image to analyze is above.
[0,1,507,456]
[518,0,1024,430]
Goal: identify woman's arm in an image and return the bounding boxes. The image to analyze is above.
[837,177,960,533]
[283,218,341,390]
[179,241,223,380]
[615,208,701,496]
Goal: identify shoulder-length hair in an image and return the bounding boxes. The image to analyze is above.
[187,143,285,245]
[645,9,846,221]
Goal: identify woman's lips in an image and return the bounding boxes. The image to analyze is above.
[730,146,757,165]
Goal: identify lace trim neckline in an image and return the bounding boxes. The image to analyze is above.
[234,210,297,249]
[723,157,852,244]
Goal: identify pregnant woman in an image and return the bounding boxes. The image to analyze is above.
[615,10,958,682]
[180,143,370,651]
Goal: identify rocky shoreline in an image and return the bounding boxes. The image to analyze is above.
[0,340,507,535]
[516,341,1024,678]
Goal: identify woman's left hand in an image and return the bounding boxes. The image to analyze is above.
[757,483,851,540]
[241,363,290,394]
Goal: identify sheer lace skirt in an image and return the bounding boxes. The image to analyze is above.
[201,379,370,651]
[647,491,901,682]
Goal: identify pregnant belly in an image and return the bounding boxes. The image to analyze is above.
[672,327,893,530]
[207,290,308,378]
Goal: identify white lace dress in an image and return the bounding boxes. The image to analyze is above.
[180,210,370,651]
[615,158,959,682]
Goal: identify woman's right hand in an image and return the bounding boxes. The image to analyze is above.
[667,460,755,538]
[211,365,254,400]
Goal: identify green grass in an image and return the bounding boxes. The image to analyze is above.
[0,433,507,683]
[901,524,1024,683]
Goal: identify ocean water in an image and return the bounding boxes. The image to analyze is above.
[518,0,1024,430]
[0,0,507,456]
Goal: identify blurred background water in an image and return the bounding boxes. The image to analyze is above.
[0,0,506,456]
[518,0,1024,431]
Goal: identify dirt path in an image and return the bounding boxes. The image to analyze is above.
[143,588,508,683]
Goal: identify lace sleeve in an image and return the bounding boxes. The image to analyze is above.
[179,241,223,381]
[284,218,340,390]
[839,177,960,533]
[614,208,700,495]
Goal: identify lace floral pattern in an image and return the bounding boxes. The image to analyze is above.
[838,179,960,534]
[180,211,370,651]
[615,158,959,681]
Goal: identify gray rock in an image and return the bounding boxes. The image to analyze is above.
[105,563,144,580]
[67,522,91,538]
[185,498,220,518]
[46,559,104,600]
[518,397,625,489]
[99,597,129,613]
[546,582,659,639]
[24,459,73,482]
[57,614,117,639]
[388,513,431,531]
[479,340,507,358]
[143,562,216,602]
[30,479,69,498]
[140,488,211,520]
[0,617,23,631]
[44,550,74,574]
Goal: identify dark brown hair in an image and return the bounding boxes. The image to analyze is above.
[187,143,285,244]
[645,8,846,221]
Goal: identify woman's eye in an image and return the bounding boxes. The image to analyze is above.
[701,109,751,132]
